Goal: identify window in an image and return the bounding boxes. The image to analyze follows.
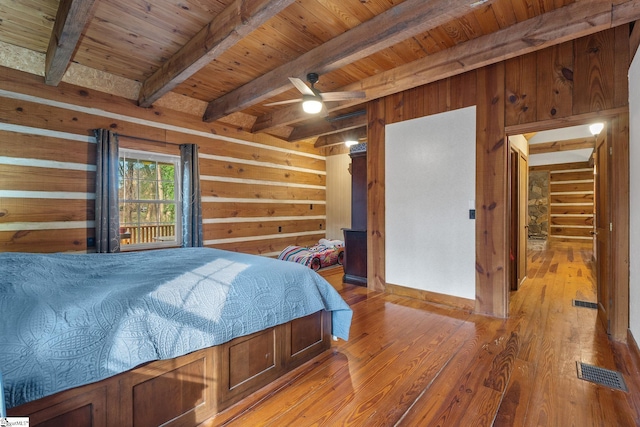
[119,149,181,249]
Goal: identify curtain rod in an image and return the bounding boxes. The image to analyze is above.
[114,132,183,146]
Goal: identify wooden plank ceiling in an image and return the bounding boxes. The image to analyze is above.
[1,0,639,145]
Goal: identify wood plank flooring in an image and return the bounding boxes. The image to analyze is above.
[201,241,640,426]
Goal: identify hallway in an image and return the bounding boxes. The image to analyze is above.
[496,240,639,425]
[204,242,640,426]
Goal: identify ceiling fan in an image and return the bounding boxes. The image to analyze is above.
[265,73,366,114]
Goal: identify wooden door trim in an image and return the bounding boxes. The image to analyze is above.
[505,107,629,135]
[595,130,611,331]
[509,147,519,291]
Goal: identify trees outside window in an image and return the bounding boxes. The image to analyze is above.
[118,149,181,248]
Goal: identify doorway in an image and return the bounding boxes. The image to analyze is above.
[508,121,610,331]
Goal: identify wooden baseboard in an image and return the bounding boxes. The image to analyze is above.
[385,283,474,312]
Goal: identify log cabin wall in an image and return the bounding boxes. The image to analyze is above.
[367,26,630,320]
[529,161,594,243]
[0,67,326,255]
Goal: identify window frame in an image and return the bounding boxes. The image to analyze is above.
[118,148,182,251]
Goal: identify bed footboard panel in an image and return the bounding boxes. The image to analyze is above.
[286,310,331,368]
[213,310,331,412]
[121,348,217,427]
[8,311,331,426]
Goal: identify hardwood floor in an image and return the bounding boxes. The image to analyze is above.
[202,242,640,426]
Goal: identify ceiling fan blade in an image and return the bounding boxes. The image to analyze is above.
[289,77,315,96]
[264,99,302,106]
[320,103,329,117]
[320,91,366,102]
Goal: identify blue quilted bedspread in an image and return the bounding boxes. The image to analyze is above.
[0,247,352,409]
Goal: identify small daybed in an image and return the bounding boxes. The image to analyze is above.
[278,239,345,271]
[1,247,352,427]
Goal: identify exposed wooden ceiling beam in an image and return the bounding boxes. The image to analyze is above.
[138,0,295,108]
[288,115,366,142]
[202,0,485,123]
[529,138,595,155]
[254,0,637,134]
[45,0,97,86]
[314,127,367,148]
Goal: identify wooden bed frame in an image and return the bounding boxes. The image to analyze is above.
[8,311,331,427]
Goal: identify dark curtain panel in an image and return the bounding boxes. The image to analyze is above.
[180,144,203,247]
[94,129,121,253]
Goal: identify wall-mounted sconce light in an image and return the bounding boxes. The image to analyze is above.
[589,122,604,136]
[344,140,358,147]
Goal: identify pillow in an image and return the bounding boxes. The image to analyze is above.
[318,238,344,248]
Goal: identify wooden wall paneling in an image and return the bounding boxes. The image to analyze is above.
[204,219,326,240]
[437,78,450,112]
[450,71,477,110]
[549,168,593,181]
[0,198,93,223]
[367,97,386,292]
[549,193,594,204]
[174,131,326,172]
[0,73,327,256]
[424,79,440,117]
[385,91,404,125]
[531,162,595,241]
[212,234,321,255]
[614,24,631,109]
[199,159,325,187]
[319,144,350,157]
[0,67,319,156]
[535,41,574,121]
[0,131,95,164]
[505,52,537,126]
[475,62,508,318]
[0,228,94,252]
[552,181,594,192]
[0,165,94,193]
[529,161,591,172]
[548,226,592,237]
[573,28,615,115]
[202,202,325,219]
[404,86,425,121]
[550,204,593,215]
[0,95,167,142]
[610,112,630,342]
[201,181,324,202]
[550,216,593,226]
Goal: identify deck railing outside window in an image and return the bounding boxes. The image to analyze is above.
[120,224,176,245]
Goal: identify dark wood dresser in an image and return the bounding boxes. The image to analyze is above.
[343,148,367,286]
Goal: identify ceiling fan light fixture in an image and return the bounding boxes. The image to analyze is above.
[302,95,323,114]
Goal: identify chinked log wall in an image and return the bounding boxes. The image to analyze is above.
[0,67,325,255]
[530,161,595,242]
[367,26,629,324]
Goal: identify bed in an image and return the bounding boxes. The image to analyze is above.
[278,239,344,271]
[1,247,352,426]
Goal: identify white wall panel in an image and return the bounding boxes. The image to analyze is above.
[385,106,476,300]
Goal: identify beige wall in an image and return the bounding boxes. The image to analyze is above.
[325,153,351,240]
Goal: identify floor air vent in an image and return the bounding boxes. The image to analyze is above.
[576,362,628,392]
[572,299,597,309]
